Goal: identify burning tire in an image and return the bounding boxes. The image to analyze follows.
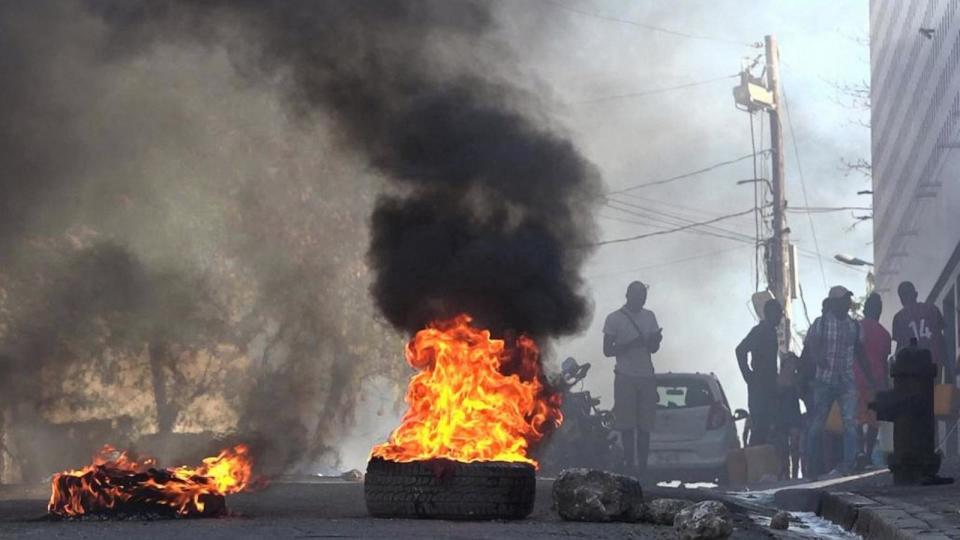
[364,457,536,520]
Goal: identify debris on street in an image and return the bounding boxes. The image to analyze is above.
[553,469,644,522]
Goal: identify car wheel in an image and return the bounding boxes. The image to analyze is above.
[364,457,536,520]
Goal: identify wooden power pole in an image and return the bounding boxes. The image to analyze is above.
[734,34,794,350]
[766,34,791,349]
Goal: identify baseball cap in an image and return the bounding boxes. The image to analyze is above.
[828,285,853,299]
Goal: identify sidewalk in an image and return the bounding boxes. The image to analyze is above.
[804,462,960,539]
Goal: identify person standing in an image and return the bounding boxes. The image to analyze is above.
[795,299,827,479]
[856,293,891,467]
[803,286,863,478]
[735,298,783,446]
[892,281,953,456]
[603,281,662,478]
[777,351,803,479]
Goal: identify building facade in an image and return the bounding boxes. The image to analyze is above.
[871,0,960,369]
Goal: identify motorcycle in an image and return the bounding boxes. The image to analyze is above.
[537,357,623,475]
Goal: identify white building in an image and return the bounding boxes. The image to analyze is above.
[871,0,960,367]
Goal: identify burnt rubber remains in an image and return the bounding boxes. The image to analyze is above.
[364,457,536,520]
[49,469,228,520]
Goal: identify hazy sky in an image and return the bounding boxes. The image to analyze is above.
[488,0,872,414]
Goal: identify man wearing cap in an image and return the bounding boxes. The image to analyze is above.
[603,281,663,478]
[803,285,864,477]
[893,281,952,455]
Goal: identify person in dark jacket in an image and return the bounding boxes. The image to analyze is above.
[736,298,783,446]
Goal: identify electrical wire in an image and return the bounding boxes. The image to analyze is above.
[749,110,761,291]
[781,83,828,289]
[573,74,738,104]
[601,205,756,246]
[607,153,765,195]
[605,193,756,230]
[601,198,758,244]
[614,192,758,221]
[603,214,758,248]
[612,189,771,227]
[787,206,874,213]
[759,109,772,289]
[797,280,813,326]
[590,208,757,247]
[587,245,752,280]
[540,0,757,47]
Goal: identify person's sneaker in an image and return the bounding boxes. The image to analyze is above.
[854,453,871,472]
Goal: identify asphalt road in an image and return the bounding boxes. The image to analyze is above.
[0,480,786,539]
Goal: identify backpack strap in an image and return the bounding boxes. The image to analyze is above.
[620,308,646,339]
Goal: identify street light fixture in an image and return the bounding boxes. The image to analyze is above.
[834,253,873,266]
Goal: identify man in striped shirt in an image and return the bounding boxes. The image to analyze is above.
[803,285,864,478]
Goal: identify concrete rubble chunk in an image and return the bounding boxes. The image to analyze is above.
[769,510,790,530]
[553,468,644,522]
[340,469,363,481]
[642,498,693,525]
[674,500,734,540]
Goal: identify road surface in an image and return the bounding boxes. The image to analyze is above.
[0,479,792,539]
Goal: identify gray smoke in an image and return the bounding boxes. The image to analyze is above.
[0,0,598,478]
[84,0,601,337]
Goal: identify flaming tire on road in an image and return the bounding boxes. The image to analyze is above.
[48,444,254,519]
[366,315,559,520]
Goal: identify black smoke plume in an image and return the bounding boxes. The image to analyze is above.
[0,0,599,478]
[85,0,601,337]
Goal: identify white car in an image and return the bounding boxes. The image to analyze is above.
[647,372,741,484]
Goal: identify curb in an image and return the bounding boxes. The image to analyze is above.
[772,487,824,512]
[819,491,958,540]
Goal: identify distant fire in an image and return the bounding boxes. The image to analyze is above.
[49,444,254,518]
[371,314,561,466]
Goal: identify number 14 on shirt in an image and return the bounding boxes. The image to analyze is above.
[909,319,933,340]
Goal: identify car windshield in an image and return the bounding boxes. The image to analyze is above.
[656,379,714,409]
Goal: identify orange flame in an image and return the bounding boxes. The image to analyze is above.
[371,314,561,466]
[48,444,254,517]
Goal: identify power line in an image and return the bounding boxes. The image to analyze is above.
[787,206,873,213]
[781,83,828,289]
[601,203,755,245]
[605,194,756,230]
[591,208,756,247]
[573,74,737,104]
[604,198,757,241]
[797,280,813,326]
[749,109,761,291]
[614,192,762,220]
[587,245,752,280]
[540,0,757,47]
[607,152,765,195]
[602,209,757,246]
[601,198,758,244]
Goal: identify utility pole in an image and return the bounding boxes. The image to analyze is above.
[766,34,792,350]
[733,35,792,350]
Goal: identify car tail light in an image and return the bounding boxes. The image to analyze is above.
[706,402,728,430]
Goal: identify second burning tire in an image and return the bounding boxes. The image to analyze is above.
[364,457,536,520]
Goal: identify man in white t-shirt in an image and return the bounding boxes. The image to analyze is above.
[603,281,662,478]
